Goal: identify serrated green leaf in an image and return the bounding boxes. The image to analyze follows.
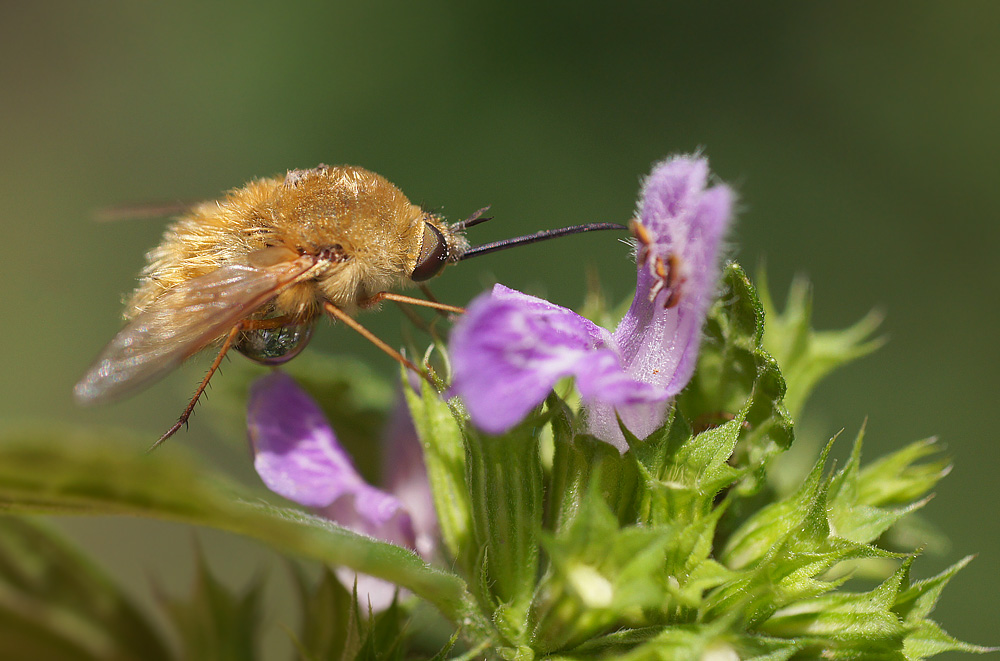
[893,555,973,624]
[678,263,793,496]
[356,597,407,661]
[709,437,904,628]
[758,271,884,421]
[565,620,800,661]
[661,506,736,611]
[721,437,835,570]
[827,425,934,546]
[0,431,487,639]
[757,559,925,659]
[157,547,263,661]
[902,619,997,659]
[635,405,746,528]
[857,438,951,507]
[0,517,171,661]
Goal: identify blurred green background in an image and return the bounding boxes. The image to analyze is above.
[1,1,997,656]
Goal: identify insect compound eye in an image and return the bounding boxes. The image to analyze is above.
[410,221,450,282]
[235,322,315,365]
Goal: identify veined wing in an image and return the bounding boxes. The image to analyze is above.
[75,255,317,405]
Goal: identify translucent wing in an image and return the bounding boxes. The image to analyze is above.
[75,255,316,405]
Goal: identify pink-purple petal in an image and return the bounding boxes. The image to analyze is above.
[588,155,733,445]
[248,371,417,549]
[450,285,664,436]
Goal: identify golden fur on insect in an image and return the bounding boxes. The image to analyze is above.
[127,165,467,321]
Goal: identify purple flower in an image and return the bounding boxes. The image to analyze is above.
[449,155,733,450]
[588,155,733,444]
[248,371,435,610]
[449,285,667,436]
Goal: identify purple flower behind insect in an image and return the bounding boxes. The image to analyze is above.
[248,371,435,609]
[449,155,733,450]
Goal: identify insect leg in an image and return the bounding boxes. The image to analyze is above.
[149,323,243,451]
[418,284,453,319]
[361,291,466,315]
[323,302,433,384]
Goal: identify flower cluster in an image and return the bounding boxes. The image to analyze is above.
[241,155,985,659]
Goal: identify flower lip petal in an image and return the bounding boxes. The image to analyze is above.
[249,372,378,509]
[449,286,665,435]
[247,371,427,612]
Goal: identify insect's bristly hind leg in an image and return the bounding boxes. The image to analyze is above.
[148,323,243,452]
[323,302,435,386]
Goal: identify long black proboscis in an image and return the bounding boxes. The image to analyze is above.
[459,222,628,261]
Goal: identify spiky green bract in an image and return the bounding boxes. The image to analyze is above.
[757,272,884,421]
[157,549,265,661]
[288,565,411,661]
[678,263,793,496]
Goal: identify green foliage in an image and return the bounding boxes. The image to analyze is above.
[0,264,989,658]
[757,272,884,421]
[0,518,171,661]
[402,375,472,568]
[157,549,265,661]
[288,565,411,661]
[465,418,544,643]
[679,263,793,495]
[0,431,480,632]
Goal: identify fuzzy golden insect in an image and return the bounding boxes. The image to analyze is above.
[75,164,625,446]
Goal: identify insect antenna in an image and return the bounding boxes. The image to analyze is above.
[452,206,493,230]
[459,222,628,261]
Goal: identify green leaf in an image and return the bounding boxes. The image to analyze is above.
[0,517,171,661]
[288,564,358,661]
[465,418,544,644]
[678,263,793,495]
[156,547,263,661]
[902,619,997,659]
[760,558,911,646]
[856,438,951,507]
[827,426,943,548]
[564,620,801,661]
[288,564,413,661]
[0,430,487,639]
[720,438,836,571]
[535,490,673,654]
[356,596,407,661]
[632,404,745,527]
[549,394,642,533]
[758,271,884,421]
[893,555,973,624]
[709,438,898,627]
[402,373,473,570]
